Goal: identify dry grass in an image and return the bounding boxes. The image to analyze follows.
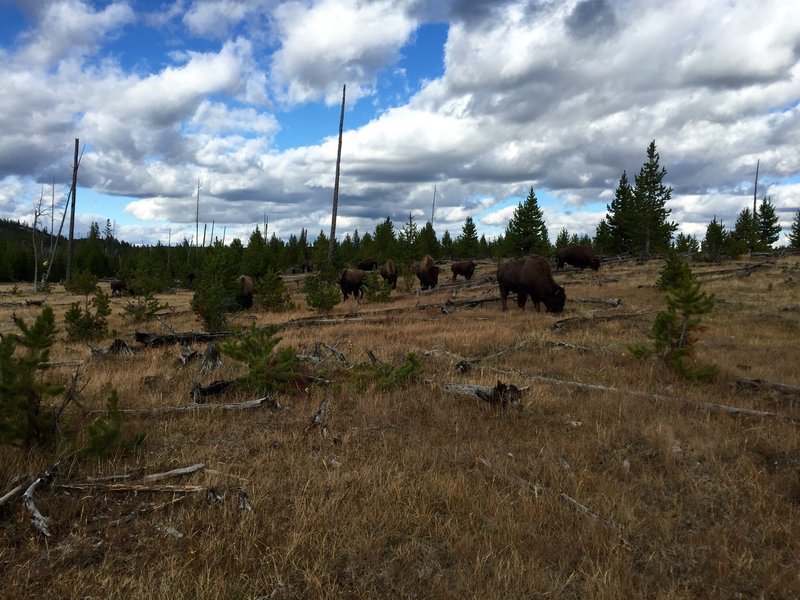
[1,256,799,599]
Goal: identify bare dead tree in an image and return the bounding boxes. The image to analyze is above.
[44,142,84,286]
[328,84,346,262]
[65,138,80,283]
[31,187,50,293]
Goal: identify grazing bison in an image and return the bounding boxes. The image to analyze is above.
[416,255,441,291]
[451,260,477,282]
[300,260,314,273]
[380,258,398,289]
[357,258,378,271]
[236,275,255,309]
[556,244,600,271]
[339,268,368,299]
[110,279,129,296]
[497,256,566,313]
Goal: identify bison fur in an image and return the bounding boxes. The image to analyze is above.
[380,258,398,289]
[450,260,477,282]
[357,258,378,271]
[416,255,440,291]
[339,268,368,299]
[556,244,600,271]
[497,256,566,313]
[236,275,255,309]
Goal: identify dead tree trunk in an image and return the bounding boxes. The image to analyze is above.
[328,84,346,262]
[65,138,79,284]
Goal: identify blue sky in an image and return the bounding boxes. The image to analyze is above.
[0,0,799,248]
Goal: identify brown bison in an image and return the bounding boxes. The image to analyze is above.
[416,255,440,290]
[451,260,477,282]
[380,258,398,289]
[497,256,566,313]
[556,244,600,271]
[236,275,255,309]
[357,258,378,271]
[339,268,368,299]
[110,279,129,296]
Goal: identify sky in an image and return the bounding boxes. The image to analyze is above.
[0,0,799,249]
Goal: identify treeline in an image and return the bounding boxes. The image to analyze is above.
[3,141,800,285]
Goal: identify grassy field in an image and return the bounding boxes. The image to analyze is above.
[1,255,799,599]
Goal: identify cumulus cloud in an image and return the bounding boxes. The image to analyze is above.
[1,0,799,247]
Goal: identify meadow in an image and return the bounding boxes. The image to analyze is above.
[1,254,799,599]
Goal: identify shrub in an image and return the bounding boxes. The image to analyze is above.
[364,271,392,303]
[81,390,146,457]
[219,325,303,395]
[0,306,64,446]
[64,270,98,296]
[64,288,111,341]
[256,270,295,312]
[121,292,168,322]
[191,246,239,331]
[303,274,341,312]
[656,251,693,291]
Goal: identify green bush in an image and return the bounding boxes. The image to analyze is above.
[364,271,392,303]
[303,274,341,312]
[121,292,168,322]
[64,288,111,341]
[0,306,64,446]
[256,270,295,312]
[64,270,99,296]
[656,251,693,291]
[81,390,146,458]
[219,325,303,395]
[191,246,239,331]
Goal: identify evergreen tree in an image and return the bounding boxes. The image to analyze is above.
[731,208,757,255]
[373,217,396,261]
[554,228,570,249]
[701,217,728,262]
[440,230,453,257]
[632,140,678,255]
[605,172,636,254]
[789,210,800,249]
[504,187,549,257]
[398,212,420,262]
[593,219,614,256]
[478,234,489,258]
[455,216,479,257]
[674,232,700,254]
[756,196,781,249]
[242,226,269,278]
[418,222,441,259]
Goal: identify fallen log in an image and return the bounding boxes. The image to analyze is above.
[0,478,31,508]
[23,472,55,537]
[191,379,235,403]
[735,377,800,399]
[57,483,207,494]
[134,331,231,347]
[87,395,278,417]
[437,380,523,408]
[571,296,622,307]
[143,463,206,483]
[552,310,655,331]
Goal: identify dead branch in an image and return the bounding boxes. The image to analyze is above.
[0,478,31,508]
[694,261,774,279]
[735,377,800,399]
[305,395,330,435]
[552,310,655,331]
[200,342,222,373]
[87,395,278,417]
[571,296,623,307]
[23,472,55,537]
[134,330,231,347]
[315,342,351,367]
[38,359,85,368]
[546,341,596,353]
[365,348,384,366]
[438,380,524,408]
[489,367,800,425]
[89,496,186,530]
[57,483,207,494]
[191,379,235,403]
[143,463,206,483]
[178,345,197,366]
[440,296,501,313]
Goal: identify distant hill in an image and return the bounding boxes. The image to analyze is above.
[0,218,65,245]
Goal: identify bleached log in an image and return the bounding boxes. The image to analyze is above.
[571,296,623,307]
[735,377,800,399]
[23,473,54,537]
[87,395,278,417]
[143,463,206,483]
[438,380,524,407]
[58,483,206,494]
[552,310,654,331]
[0,479,31,508]
[38,359,85,368]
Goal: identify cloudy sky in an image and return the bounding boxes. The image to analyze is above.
[1,0,799,248]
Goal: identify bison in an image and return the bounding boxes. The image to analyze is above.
[357,258,378,271]
[416,255,440,291]
[236,275,255,309]
[380,258,398,289]
[339,268,368,299]
[451,260,477,282]
[110,279,129,296]
[556,244,600,271]
[497,256,566,313]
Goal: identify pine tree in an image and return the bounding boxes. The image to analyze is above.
[633,140,678,255]
[504,187,549,257]
[398,212,420,262]
[756,196,781,249]
[593,219,614,255]
[605,171,636,254]
[789,210,800,249]
[554,228,570,249]
[242,226,269,278]
[373,217,396,261]
[674,232,700,254]
[418,222,441,259]
[455,216,479,257]
[731,208,757,254]
[702,217,728,262]
[440,230,453,257]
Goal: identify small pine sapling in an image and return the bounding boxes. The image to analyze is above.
[256,270,295,312]
[82,390,146,457]
[303,274,341,312]
[219,325,303,395]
